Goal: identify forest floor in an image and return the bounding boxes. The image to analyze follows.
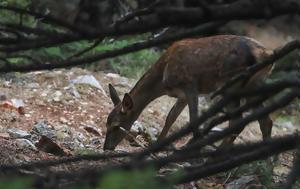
[0,68,299,188]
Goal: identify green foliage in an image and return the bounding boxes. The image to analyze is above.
[0,177,33,189]
[0,0,33,24]
[0,0,31,7]
[74,148,98,156]
[109,48,160,78]
[87,38,160,78]
[99,168,173,189]
[0,1,160,78]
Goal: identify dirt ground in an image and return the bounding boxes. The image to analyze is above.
[0,68,298,188]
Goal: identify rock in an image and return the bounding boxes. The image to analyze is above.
[116,80,131,88]
[90,137,102,145]
[24,114,31,118]
[16,139,37,151]
[53,91,63,102]
[3,81,11,88]
[131,121,145,134]
[211,127,223,132]
[65,84,81,98]
[106,73,121,79]
[0,93,7,101]
[27,82,40,89]
[225,175,260,189]
[11,99,25,114]
[280,121,294,130]
[54,124,72,140]
[41,92,47,97]
[59,117,68,124]
[145,127,159,142]
[74,132,87,143]
[31,121,56,139]
[8,128,31,139]
[71,75,107,96]
[105,73,131,88]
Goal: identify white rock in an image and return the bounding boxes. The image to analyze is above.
[146,127,158,141]
[8,128,31,139]
[281,121,294,130]
[131,121,144,133]
[226,175,258,189]
[67,84,81,98]
[211,127,223,132]
[60,117,68,124]
[71,75,107,96]
[16,139,37,151]
[106,73,121,79]
[53,91,63,102]
[27,83,40,89]
[11,98,25,108]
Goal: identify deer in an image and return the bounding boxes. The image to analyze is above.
[103,35,273,150]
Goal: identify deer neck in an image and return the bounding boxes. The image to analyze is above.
[129,68,165,118]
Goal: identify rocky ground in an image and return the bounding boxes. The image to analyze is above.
[0,68,299,188]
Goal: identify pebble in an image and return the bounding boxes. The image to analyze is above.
[131,121,144,133]
[31,121,56,139]
[16,139,37,151]
[8,128,31,139]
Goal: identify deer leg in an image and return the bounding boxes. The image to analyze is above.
[184,87,200,138]
[220,100,242,147]
[258,115,273,139]
[158,99,187,142]
[248,98,273,140]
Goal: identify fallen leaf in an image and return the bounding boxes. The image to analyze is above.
[84,126,101,136]
[35,136,71,156]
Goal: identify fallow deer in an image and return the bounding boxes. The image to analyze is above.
[103,35,273,150]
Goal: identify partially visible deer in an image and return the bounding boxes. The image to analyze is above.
[103,35,273,150]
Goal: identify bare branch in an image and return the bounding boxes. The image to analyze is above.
[0,21,225,72]
[283,147,300,189]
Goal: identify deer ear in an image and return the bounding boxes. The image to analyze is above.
[108,84,121,106]
[122,93,133,112]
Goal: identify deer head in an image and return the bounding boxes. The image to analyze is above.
[103,84,135,150]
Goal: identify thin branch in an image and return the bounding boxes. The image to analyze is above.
[5,54,42,65]
[177,135,300,184]
[202,95,268,135]
[114,0,160,26]
[0,0,299,54]
[39,134,300,186]
[0,21,225,72]
[66,39,102,60]
[0,152,130,172]
[180,89,299,154]
[0,5,93,35]
[283,146,300,189]
[136,87,299,160]
[0,22,66,37]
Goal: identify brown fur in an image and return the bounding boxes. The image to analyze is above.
[104,35,273,150]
